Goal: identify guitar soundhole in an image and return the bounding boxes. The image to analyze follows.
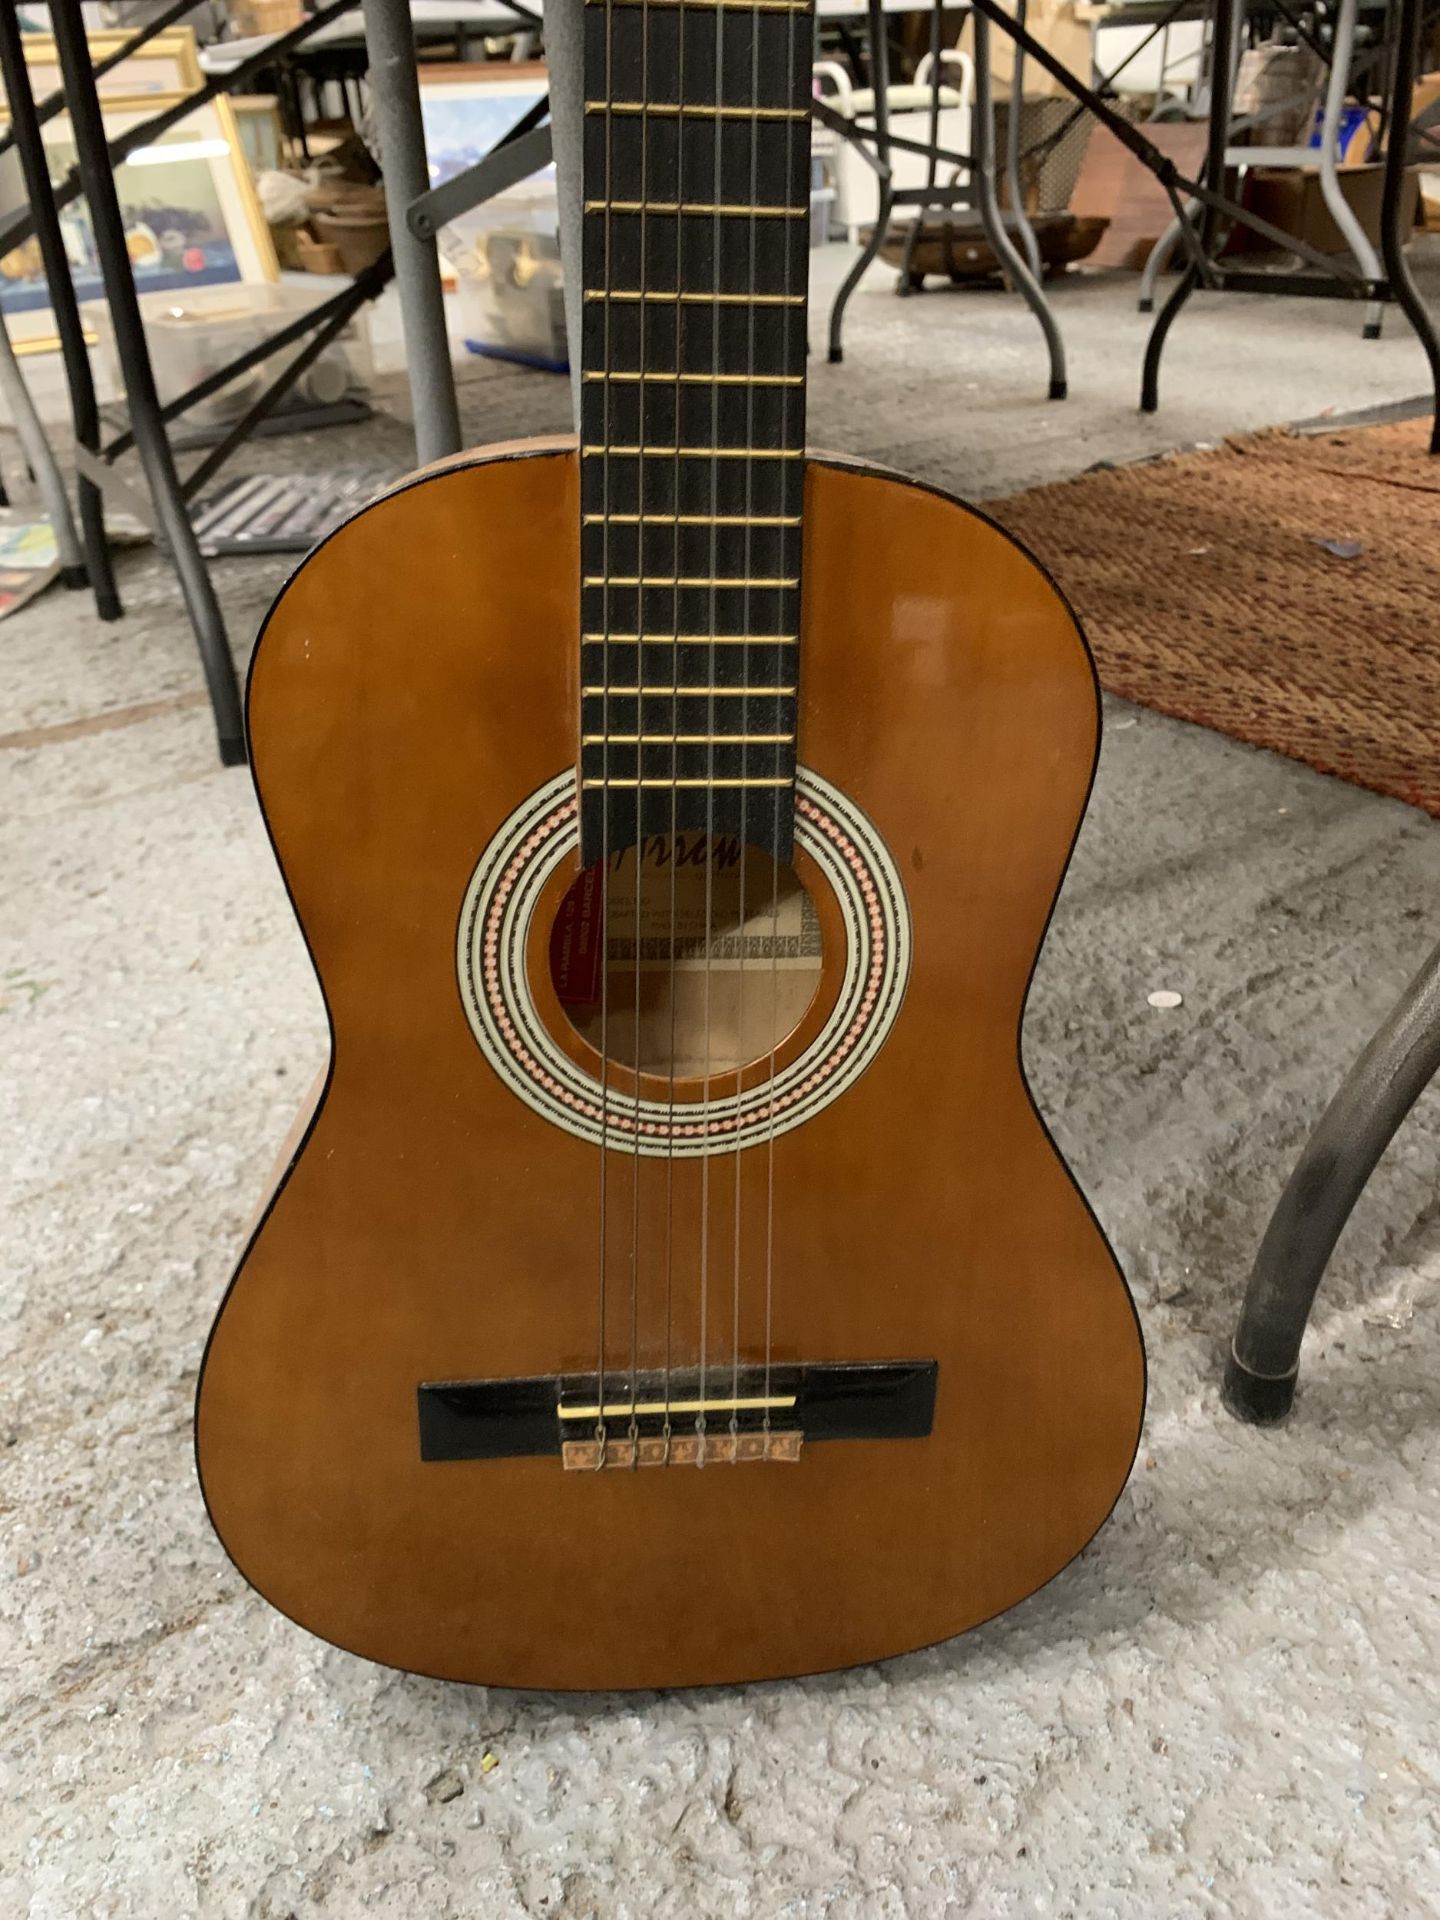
[549,834,825,1080]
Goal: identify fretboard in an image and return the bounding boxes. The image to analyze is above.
[578,0,814,866]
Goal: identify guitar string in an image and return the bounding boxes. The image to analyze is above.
[627,0,654,1467]
[764,0,803,1442]
[696,0,730,1467]
[729,0,765,1457]
[595,0,617,1468]
[662,0,690,1463]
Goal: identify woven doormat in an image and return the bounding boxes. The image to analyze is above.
[990,416,1440,816]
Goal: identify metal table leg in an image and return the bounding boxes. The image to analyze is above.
[1223,937,1440,1423]
[0,314,84,587]
[1004,0,1044,280]
[49,0,243,762]
[827,0,897,363]
[1317,0,1385,338]
[973,7,1067,399]
[361,0,462,465]
[0,3,120,619]
[1379,0,1440,451]
[1139,201,1195,314]
[1141,0,1238,414]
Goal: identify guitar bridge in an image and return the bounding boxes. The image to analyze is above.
[417,1361,937,1468]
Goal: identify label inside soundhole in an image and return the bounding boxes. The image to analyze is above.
[550,835,824,1079]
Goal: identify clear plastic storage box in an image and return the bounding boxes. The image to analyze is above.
[85,280,374,428]
[442,174,568,374]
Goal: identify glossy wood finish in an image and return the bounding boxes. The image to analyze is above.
[195,445,1144,1690]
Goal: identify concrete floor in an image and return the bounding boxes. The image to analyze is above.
[5,254,1440,1918]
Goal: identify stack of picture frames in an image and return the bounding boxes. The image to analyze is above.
[0,25,277,361]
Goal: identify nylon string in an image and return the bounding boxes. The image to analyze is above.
[626,0,654,1467]
[594,0,618,1466]
[763,0,803,1440]
[662,0,690,1463]
[695,0,731,1467]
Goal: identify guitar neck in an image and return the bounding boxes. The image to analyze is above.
[577,0,815,866]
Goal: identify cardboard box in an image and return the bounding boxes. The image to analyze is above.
[1232,164,1422,256]
[956,1,1107,101]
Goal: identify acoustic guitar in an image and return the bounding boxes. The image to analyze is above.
[196,0,1144,1689]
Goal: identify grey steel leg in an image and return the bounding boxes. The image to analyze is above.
[1378,0,1440,450]
[1141,0,1238,414]
[50,0,243,763]
[361,0,463,464]
[1316,0,1385,337]
[0,312,84,586]
[1139,202,1195,313]
[973,8,1066,399]
[827,0,897,363]
[898,0,945,292]
[0,1,120,618]
[1005,0,1043,280]
[1223,938,1440,1424]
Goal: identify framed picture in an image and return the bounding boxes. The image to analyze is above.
[0,27,204,116]
[0,95,277,356]
[417,63,550,190]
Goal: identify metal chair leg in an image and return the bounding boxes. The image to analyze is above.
[50,0,243,763]
[360,0,462,465]
[1223,937,1440,1423]
[827,0,895,363]
[0,3,121,619]
[972,8,1067,400]
[1378,0,1440,452]
[0,313,85,586]
[1005,0,1044,281]
[1139,0,1238,415]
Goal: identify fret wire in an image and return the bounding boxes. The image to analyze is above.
[586,0,809,10]
[586,200,807,219]
[583,514,800,526]
[582,371,804,386]
[583,685,796,695]
[583,777,792,789]
[585,290,806,305]
[582,628,802,652]
[582,445,803,457]
[586,102,809,120]
[584,575,799,587]
[582,733,795,745]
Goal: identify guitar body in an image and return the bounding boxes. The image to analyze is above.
[196,443,1144,1690]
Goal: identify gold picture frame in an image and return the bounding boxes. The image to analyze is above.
[0,26,205,118]
[2,93,278,360]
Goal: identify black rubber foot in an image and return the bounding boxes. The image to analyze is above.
[1138,298,1154,314]
[219,733,248,768]
[96,589,123,622]
[60,564,88,591]
[827,346,843,364]
[1139,395,1158,415]
[1049,378,1068,401]
[1221,1349,1297,1425]
[1362,321,1382,340]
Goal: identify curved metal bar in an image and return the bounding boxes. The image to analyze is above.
[1005,0,1044,280]
[898,0,947,291]
[972,7,1067,398]
[825,0,895,363]
[1315,0,1385,336]
[50,0,242,760]
[1224,937,1440,1423]
[0,3,120,618]
[1139,0,1237,413]
[1378,0,1440,450]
